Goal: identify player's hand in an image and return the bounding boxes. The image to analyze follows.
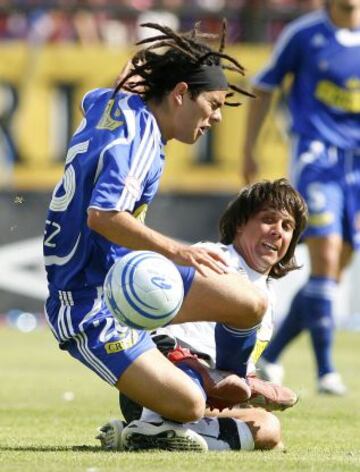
[114,60,133,87]
[114,59,145,93]
[242,149,259,184]
[171,245,229,276]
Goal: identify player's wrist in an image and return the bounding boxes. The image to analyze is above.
[160,239,185,262]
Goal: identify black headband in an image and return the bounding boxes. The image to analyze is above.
[181,65,228,91]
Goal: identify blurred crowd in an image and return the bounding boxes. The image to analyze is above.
[0,0,323,44]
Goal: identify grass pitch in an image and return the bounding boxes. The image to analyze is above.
[1,325,360,472]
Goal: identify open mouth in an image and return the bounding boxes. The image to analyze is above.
[199,126,209,136]
[262,242,278,252]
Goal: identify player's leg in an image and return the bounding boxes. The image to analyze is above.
[305,236,344,382]
[216,407,283,450]
[174,267,266,383]
[261,235,348,393]
[262,141,345,391]
[173,267,267,329]
[263,235,341,371]
[120,407,282,451]
[338,241,353,279]
[95,320,208,423]
[45,292,207,424]
[214,323,258,376]
[115,348,206,423]
[68,319,207,423]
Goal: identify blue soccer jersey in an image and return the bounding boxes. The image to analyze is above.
[43,88,165,291]
[253,10,360,149]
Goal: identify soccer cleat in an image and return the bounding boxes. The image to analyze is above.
[168,347,251,410]
[96,419,126,450]
[246,374,298,411]
[318,372,347,396]
[256,358,285,385]
[121,420,208,452]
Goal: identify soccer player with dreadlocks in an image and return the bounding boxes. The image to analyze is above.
[43,21,271,451]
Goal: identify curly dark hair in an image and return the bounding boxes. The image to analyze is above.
[113,20,254,106]
[219,178,309,279]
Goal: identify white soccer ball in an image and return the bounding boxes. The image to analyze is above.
[104,251,184,330]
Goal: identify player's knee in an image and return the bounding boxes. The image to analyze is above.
[255,292,268,323]
[246,291,268,327]
[178,392,206,423]
[253,411,282,450]
[173,391,206,423]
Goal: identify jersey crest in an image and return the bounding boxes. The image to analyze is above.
[96,99,124,131]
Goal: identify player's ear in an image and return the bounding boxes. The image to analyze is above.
[173,82,188,106]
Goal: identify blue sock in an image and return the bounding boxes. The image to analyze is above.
[263,288,306,363]
[215,323,258,377]
[176,362,206,400]
[302,276,336,377]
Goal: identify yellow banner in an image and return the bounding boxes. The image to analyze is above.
[0,43,288,191]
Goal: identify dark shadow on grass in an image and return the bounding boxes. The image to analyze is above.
[0,445,105,453]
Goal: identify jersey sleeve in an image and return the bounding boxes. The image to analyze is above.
[253,21,303,90]
[89,111,161,213]
[81,88,111,115]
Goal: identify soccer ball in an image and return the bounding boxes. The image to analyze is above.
[104,251,184,330]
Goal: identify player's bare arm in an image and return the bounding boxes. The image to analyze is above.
[242,88,273,183]
[87,208,228,276]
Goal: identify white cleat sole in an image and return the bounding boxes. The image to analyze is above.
[121,420,208,452]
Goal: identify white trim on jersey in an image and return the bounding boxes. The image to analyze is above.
[303,283,336,300]
[79,287,103,328]
[93,103,137,184]
[73,118,87,136]
[44,233,81,266]
[269,10,325,63]
[57,305,69,341]
[65,306,75,337]
[65,140,90,165]
[58,290,75,307]
[75,331,117,384]
[222,323,261,337]
[115,114,160,212]
[44,305,59,340]
[80,88,102,114]
[336,28,360,47]
[253,10,326,88]
[49,165,76,212]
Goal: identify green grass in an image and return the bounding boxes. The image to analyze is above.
[1,325,360,472]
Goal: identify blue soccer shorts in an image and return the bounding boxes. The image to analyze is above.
[291,136,360,249]
[44,264,196,386]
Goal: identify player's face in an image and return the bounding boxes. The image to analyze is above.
[173,89,227,144]
[233,207,295,274]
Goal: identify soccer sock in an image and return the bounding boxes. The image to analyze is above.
[215,323,259,377]
[140,407,163,422]
[188,417,255,451]
[176,362,207,400]
[263,288,306,363]
[302,276,337,377]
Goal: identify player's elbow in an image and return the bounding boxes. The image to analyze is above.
[87,208,116,238]
[87,208,101,232]
[248,289,268,326]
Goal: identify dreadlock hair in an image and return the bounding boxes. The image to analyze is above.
[113,20,254,106]
[219,178,309,279]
